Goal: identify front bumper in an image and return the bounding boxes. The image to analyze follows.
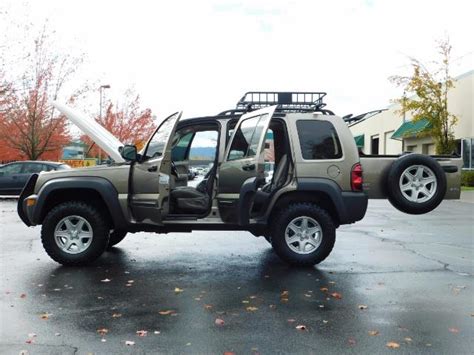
[17,174,39,226]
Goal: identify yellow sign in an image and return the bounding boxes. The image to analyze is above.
[60,159,97,168]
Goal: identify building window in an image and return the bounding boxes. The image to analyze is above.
[371,135,379,155]
[462,138,474,170]
[406,145,417,152]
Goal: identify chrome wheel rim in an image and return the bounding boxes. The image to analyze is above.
[54,215,93,254]
[399,165,437,203]
[285,216,322,255]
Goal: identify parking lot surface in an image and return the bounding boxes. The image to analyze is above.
[0,197,473,354]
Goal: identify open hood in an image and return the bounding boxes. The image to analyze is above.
[52,102,125,163]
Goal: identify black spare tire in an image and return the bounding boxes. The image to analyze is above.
[386,154,446,214]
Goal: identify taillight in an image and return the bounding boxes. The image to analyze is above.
[351,163,363,192]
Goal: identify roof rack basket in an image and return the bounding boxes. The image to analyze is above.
[219,91,333,115]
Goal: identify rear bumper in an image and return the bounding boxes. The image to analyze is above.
[340,191,368,224]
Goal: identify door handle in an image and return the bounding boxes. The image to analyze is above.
[147,165,158,172]
[242,163,256,171]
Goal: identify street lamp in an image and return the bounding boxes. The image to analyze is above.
[98,84,110,164]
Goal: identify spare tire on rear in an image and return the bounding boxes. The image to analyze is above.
[386,153,446,215]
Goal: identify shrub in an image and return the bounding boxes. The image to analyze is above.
[461,170,474,187]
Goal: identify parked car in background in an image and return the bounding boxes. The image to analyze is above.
[0,161,70,196]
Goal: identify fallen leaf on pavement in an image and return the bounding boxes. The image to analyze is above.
[331,292,342,299]
[269,304,276,309]
[280,298,289,303]
[112,313,122,318]
[100,278,111,283]
[448,327,460,333]
[358,305,368,310]
[368,330,379,336]
[320,287,329,292]
[386,341,400,349]
[154,330,160,334]
[125,340,135,346]
[287,318,296,323]
[136,330,147,337]
[348,337,357,346]
[127,280,134,283]
[296,325,307,331]
[194,297,201,301]
[223,352,235,355]
[159,310,176,315]
[242,300,250,304]
[322,320,329,324]
[215,318,225,326]
[27,333,37,338]
[97,328,108,336]
[25,339,34,344]
[250,295,257,299]
[304,294,312,298]
[174,287,184,293]
[246,306,258,312]
[20,294,26,298]
[404,337,412,342]
[40,313,50,320]
[281,290,289,297]
[55,333,61,336]
[101,338,107,342]
[204,304,213,310]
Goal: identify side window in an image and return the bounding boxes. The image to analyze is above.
[227,114,267,161]
[296,120,343,160]
[1,163,23,175]
[189,131,218,161]
[21,163,46,174]
[171,132,194,161]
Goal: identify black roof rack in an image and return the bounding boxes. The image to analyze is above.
[218,91,334,116]
[343,109,387,124]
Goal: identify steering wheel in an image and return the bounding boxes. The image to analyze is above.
[170,161,178,176]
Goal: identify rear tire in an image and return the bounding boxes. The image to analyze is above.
[41,201,110,266]
[107,230,127,249]
[271,203,335,266]
[387,154,446,214]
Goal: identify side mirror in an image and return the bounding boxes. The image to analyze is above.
[120,144,138,161]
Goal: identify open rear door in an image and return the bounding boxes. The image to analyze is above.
[217,105,277,223]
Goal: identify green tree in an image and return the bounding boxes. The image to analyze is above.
[390,38,458,154]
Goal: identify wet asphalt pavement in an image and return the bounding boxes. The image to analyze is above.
[0,197,473,354]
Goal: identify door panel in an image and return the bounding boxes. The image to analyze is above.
[217,106,277,221]
[130,112,182,224]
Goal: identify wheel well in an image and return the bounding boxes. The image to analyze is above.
[270,191,340,227]
[39,188,113,227]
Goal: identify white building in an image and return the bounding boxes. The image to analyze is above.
[348,70,473,169]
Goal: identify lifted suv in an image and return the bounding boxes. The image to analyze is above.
[18,92,462,266]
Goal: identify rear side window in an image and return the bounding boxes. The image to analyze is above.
[296,120,343,160]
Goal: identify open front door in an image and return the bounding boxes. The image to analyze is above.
[217,106,277,223]
[130,112,182,224]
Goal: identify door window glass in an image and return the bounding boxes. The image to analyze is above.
[227,114,267,161]
[171,132,194,161]
[189,131,218,161]
[143,114,179,160]
[1,163,23,175]
[21,163,47,174]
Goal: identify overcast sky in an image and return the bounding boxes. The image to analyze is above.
[1,0,472,121]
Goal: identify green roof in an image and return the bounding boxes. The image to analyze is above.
[391,119,432,140]
[354,134,364,147]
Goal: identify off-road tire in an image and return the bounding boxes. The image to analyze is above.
[107,230,127,249]
[387,154,446,215]
[41,201,110,266]
[271,203,336,266]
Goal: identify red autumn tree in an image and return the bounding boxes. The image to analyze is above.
[0,26,81,161]
[82,91,155,158]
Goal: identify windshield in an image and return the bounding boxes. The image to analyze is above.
[142,112,180,160]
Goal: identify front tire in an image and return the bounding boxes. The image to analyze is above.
[271,203,336,266]
[41,201,110,266]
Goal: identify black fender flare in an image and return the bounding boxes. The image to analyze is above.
[294,178,368,224]
[33,177,127,229]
